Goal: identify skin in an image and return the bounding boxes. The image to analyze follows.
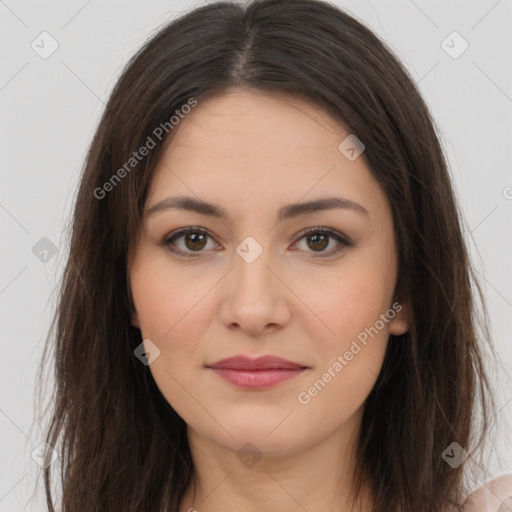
[462,475,512,512]
[128,87,508,512]
[127,88,512,511]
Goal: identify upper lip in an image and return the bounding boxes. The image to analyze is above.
[206,355,309,370]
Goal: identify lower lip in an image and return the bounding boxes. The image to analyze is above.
[208,368,307,389]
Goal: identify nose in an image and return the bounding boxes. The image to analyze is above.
[218,245,291,337]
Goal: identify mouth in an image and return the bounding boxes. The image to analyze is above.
[205,355,310,389]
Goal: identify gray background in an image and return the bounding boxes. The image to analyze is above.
[1,0,511,509]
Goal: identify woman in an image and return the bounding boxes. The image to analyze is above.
[36,0,512,510]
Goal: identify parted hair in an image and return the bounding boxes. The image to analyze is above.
[35,1,499,511]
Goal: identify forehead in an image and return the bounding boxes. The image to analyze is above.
[146,88,388,223]
[167,88,345,158]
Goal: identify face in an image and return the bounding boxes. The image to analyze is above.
[128,88,409,457]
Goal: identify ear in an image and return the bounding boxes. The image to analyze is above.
[127,252,140,329]
[127,281,140,328]
[130,309,140,329]
[388,300,410,336]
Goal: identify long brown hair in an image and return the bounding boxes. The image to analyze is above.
[34,0,501,510]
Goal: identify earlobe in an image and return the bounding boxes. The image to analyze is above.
[389,302,410,336]
[130,310,140,329]
[389,318,409,336]
[127,279,139,328]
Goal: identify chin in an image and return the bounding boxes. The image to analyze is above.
[208,420,305,457]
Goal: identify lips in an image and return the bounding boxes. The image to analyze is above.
[206,355,309,389]
[206,355,308,371]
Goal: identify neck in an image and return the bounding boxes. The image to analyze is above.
[179,406,371,512]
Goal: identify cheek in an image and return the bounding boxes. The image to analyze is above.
[130,253,212,342]
[295,256,396,411]
[130,258,215,424]
[305,257,396,350]
[295,274,393,427]
[293,249,397,418]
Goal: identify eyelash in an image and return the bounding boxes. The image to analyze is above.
[160,226,353,259]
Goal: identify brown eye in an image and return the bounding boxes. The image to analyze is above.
[162,227,219,258]
[306,233,329,252]
[184,232,208,251]
[162,226,352,259]
[293,227,352,257]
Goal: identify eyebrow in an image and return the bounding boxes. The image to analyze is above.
[145,195,369,222]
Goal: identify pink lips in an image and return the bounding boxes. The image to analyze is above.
[206,355,309,389]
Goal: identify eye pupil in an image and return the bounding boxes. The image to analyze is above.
[165,228,344,258]
[307,233,329,251]
[185,232,207,250]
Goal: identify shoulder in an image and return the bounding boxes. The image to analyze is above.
[462,474,512,512]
